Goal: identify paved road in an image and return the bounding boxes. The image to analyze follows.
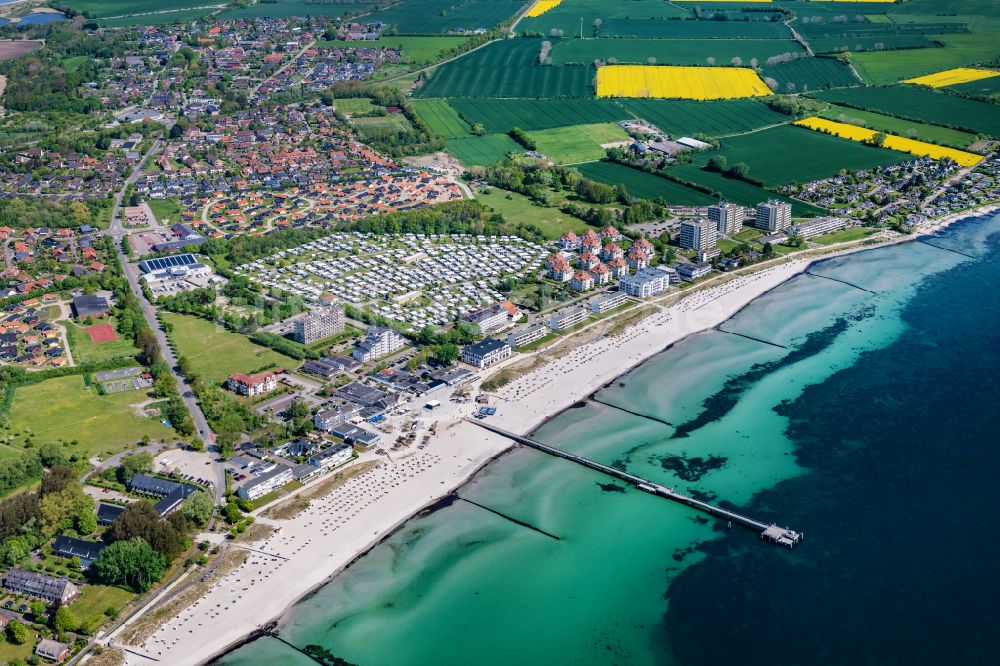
[107,140,226,505]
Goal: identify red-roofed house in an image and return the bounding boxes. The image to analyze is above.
[227,371,277,397]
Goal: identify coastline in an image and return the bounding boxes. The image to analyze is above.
[120,203,998,666]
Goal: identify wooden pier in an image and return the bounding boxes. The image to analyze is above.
[467,419,803,548]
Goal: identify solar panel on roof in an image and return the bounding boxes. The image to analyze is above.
[139,253,198,273]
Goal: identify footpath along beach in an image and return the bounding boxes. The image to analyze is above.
[111,204,998,666]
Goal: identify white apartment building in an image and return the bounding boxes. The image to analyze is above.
[708,201,745,236]
[789,217,850,239]
[679,218,718,251]
[293,305,345,343]
[237,464,293,500]
[308,443,354,470]
[755,200,792,232]
[549,307,587,331]
[589,291,629,313]
[461,338,512,369]
[620,268,670,298]
[507,323,548,348]
[352,327,406,362]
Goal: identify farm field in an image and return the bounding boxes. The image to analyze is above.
[97,8,222,27]
[63,318,141,365]
[417,39,592,98]
[65,0,213,17]
[364,0,521,35]
[528,123,628,164]
[806,35,937,54]
[595,65,771,99]
[0,40,41,61]
[475,187,592,240]
[447,98,629,133]
[549,38,804,67]
[413,99,470,138]
[446,133,521,166]
[219,0,380,20]
[810,86,1000,137]
[622,98,787,137]
[517,0,688,37]
[666,163,824,217]
[351,114,413,138]
[817,104,978,149]
[793,117,984,166]
[7,375,166,455]
[316,36,469,65]
[851,32,1000,84]
[574,161,717,206]
[689,124,909,186]
[761,57,860,93]
[160,312,294,383]
[902,66,999,87]
[948,75,1000,99]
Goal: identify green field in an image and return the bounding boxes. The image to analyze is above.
[446,133,521,166]
[351,114,413,138]
[72,584,135,634]
[317,36,470,65]
[333,98,376,116]
[549,38,804,67]
[146,197,184,225]
[812,227,880,245]
[61,55,90,72]
[574,161,717,206]
[63,318,141,365]
[948,75,1000,100]
[413,99,470,138]
[762,57,861,93]
[219,0,379,20]
[476,188,592,240]
[447,98,629,133]
[622,99,788,137]
[528,123,628,164]
[8,375,167,454]
[66,0,213,17]
[364,0,521,34]
[810,86,1000,137]
[818,104,979,148]
[687,125,908,187]
[417,39,593,98]
[97,8,220,27]
[665,163,824,217]
[851,32,1000,84]
[161,312,295,383]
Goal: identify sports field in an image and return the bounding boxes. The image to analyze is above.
[596,65,772,99]
[161,312,295,383]
[417,40,592,98]
[691,124,909,186]
[549,38,804,67]
[63,318,140,365]
[8,375,165,455]
[761,57,860,93]
[902,67,1000,88]
[810,86,1000,137]
[333,98,376,116]
[622,99,787,137]
[574,162,717,206]
[414,99,470,138]
[528,123,629,164]
[817,104,978,149]
[317,37,470,66]
[447,98,630,133]
[793,117,983,166]
[364,0,521,35]
[446,134,521,166]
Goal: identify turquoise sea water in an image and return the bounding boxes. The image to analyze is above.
[217,213,1000,666]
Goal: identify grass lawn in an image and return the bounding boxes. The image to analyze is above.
[528,123,629,164]
[160,312,296,383]
[332,98,375,116]
[7,375,166,455]
[0,630,37,663]
[62,318,140,365]
[71,584,136,634]
[62,55,90,71]
[717,238,742,253]
[818,104,978,149]
[146,197,185,226]
[352,114,412,137]
[813,227,880,245]
[476,187,592,240]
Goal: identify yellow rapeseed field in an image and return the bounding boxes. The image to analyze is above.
[902,67,1000,88]
[793,117,983,167]
[525,0,562,17]
[595,65,772,100]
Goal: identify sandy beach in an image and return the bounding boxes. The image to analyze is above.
[112,204,997,665]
